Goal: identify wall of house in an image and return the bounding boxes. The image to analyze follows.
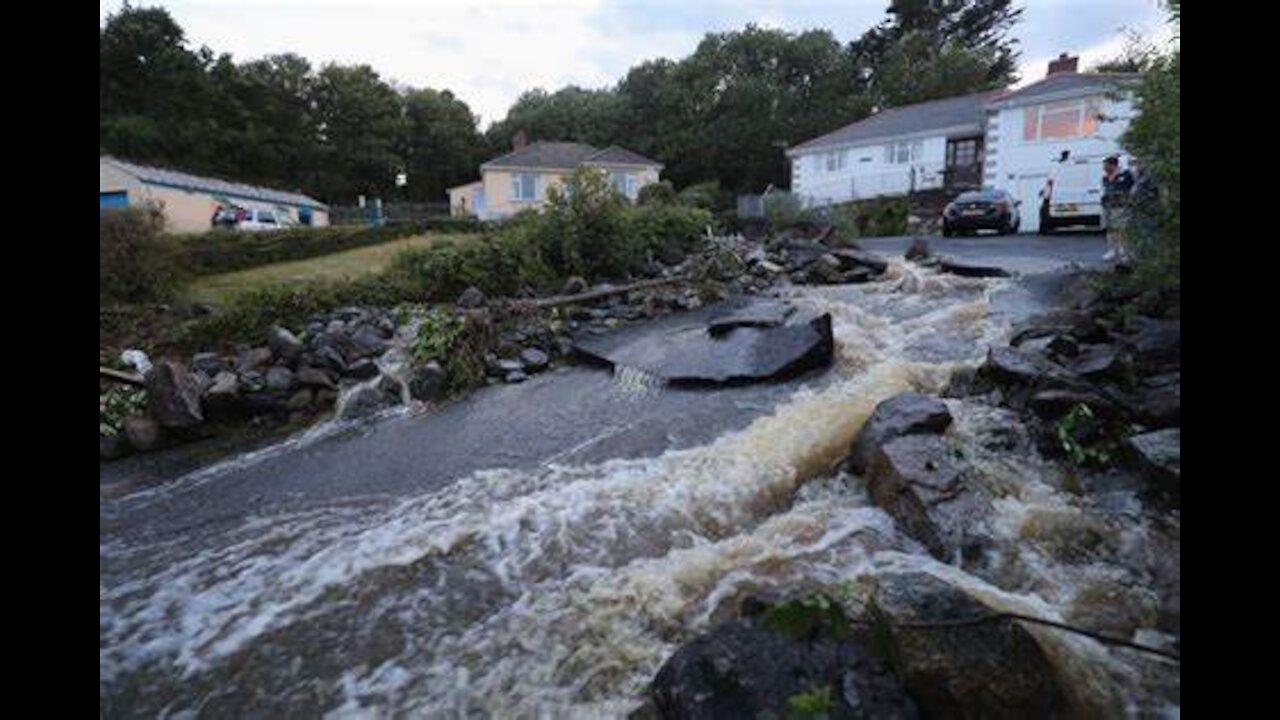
[100,162,144,204]
[791,135,948,206]
[984,92,1134,231]
[131,184,327,233]
[448,183,483,217]
[477,165,661,220]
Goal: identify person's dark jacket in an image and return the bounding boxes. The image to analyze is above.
[1102,169,1135,208]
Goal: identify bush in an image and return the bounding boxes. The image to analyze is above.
[676,180,731,214]
[637,180,677,206]
[1122,46,1179,289]
[100,205,186,303]
[391,232,553,301]
[626,203,714,265]
[763,190,805,229]
[174,219,482,276]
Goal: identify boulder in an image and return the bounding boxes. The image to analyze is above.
[456,286,487,309]
[316,345,348,374]
[122,415,160,452]
[265,366,296,392]
[1125,318,1180,372]
[1125,428,1180,497]
[235,346,273,374]
[980,346,1075,389]
[1135,376,1180,427]
[830,249,889,275]
[866,435,993,563]
[561,276,588,295]
[202,370,241,418]
[937,259,1010,278]
[267,326,304,364]
[1065,344,1126,380]
[345,358,380,380]
[335,375,403,420]
[295,366,337,390]
[284,388,313,410]
[144,360,204,428]
[1028,388,1123,423]
[409,361,448,402]
[505,370,528,383]
[904,238,931,262]
[848,393,953,474]
[650,617,917,720]
[870,572,1068,718]
[350,325,390,358]
[519,347,550,372]
[190,352,226,376]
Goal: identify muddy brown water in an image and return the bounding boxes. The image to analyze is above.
[100,260,1178,717]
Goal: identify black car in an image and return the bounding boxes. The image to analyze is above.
[942,189,1021,236]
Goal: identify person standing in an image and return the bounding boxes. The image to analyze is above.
[1101,155,1135,262]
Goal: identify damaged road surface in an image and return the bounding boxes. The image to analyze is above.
[572,298,834,384]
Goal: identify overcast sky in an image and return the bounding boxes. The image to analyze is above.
[99,0,1176,128]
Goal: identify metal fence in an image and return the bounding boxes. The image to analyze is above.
[330,201,452,226]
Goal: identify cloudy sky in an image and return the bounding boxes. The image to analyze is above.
[99,0,1176,128]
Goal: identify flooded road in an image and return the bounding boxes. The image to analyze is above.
[101,236,1176,717]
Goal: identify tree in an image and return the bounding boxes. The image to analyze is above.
[310,64,407,202]
[401,88,486,201]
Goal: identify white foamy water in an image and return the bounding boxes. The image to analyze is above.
[100,264,1178,717]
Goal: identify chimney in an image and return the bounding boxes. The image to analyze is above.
[512,129,528,151]
[1047,53,1079,77]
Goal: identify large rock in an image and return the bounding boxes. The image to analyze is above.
[574,300,833,385]
[561,276,588,295]
[295,366,337,390]
[1065,344,1126,380]
[144,360,204,428]
[267,326,304,364]
[265,366,296,392]
[1126,428,1180,498]
[980,346,1076,389]
[519,347,550,372]
[190,352,226,376]
[456,286,487,309]
[350,325,390,358]
[849,393,953,474]
[1125,318,1180,372]
[235,346,273,374]
[335,375,403,420]
[100,434,129,461]
[1135,374,1180,427]
[122,415,160,452]
[830,248,889,274]
[937,258,1010,278]
[871,571,1068,718]
[650,617,917,720]
[866,435,992,562]
[409,361,448,402]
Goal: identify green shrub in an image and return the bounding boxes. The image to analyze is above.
[637,180,677,206]
[100,205,186,303]
[411,307,493,393]
[1121,44,1179,290]
[391,232,553,301]
[100,384,147,437]
[625,203,714,265]
[676,180,731,213]
[763,190,805,229]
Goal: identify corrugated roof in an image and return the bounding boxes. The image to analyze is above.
[102,157,327,208]
[789,90,1002,154]
[482,141,661,170]
[990,72,1141,107]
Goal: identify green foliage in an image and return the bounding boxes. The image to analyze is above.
[391,232,554,300]
[1120,23,1180,290]
[100,384,147,437]
[175,221,479,276]
[1054,403,1128,468]
[787,684,834,719]
[764,191,805,229]
[410,308,493,393]
[761,593,852,642]
[637,180,677,206]
[100,205,187,303]
[676,181,731,213]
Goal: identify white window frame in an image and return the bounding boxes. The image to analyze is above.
[1021,97,1102,144]
[883,141,922,165]
[512,173,538,202]
[824,150,847,173]
[610,171,636,199]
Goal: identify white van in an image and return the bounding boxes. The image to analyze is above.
[237,208,296,232]
[1038,153,1113,234]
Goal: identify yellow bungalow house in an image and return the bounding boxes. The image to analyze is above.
[448,141,663,220]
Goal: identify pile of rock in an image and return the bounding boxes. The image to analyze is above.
[750,234,890,286]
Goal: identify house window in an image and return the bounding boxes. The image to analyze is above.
[610,172,636,199]
[512,173,537,201]
[1023,97,1103,142]
[947,139,979,167]
[824,150,847,172]
[884,141,921,165]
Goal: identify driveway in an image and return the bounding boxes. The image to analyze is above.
[859,231,1107,274]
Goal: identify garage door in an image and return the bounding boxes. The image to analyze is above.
[100,191,128,209]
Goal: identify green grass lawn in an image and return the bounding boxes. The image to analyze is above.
[184,232,471,305]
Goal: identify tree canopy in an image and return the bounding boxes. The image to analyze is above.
[100,0,1023,201]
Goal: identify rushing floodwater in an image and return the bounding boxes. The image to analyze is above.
[100,262,1178,718]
